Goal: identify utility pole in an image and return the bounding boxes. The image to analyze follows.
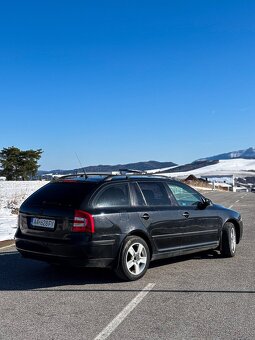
[232,175,235,192]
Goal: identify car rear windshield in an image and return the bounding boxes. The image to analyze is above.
[24,182,99,208]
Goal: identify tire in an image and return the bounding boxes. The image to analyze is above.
[115,236,150,281]
[220,222,237,257]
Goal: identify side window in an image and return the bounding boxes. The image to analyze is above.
[138,182,171,206]
[93,184,130,208]
[167,182,202,207]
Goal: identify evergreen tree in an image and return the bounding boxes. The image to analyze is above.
[0,146,43,180]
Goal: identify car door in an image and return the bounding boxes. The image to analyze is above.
[167,181,221,252]
[91,183,132,241]
[132,181,183,258]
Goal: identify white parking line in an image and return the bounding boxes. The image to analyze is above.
[94,282,155,340]
[229,196,245,209]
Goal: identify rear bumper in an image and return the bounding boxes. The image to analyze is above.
[15,235,117,268]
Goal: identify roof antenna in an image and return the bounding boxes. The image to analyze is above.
[75,152,88,179]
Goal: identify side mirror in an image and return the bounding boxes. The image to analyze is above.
[197,198,212,209]
[204,198,212,206]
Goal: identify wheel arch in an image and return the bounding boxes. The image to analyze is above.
[126,230,153,259]
[114,230,153,280]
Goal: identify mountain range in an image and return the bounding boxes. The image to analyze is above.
[158,147,255,174]
[39,147,255,175]
[197,147,255,161]
[38,160,177,175]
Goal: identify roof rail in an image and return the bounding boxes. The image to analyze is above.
[53,172,113,181]
[118,169,172,178]
[52,171,171,182]
[119,168,147,175]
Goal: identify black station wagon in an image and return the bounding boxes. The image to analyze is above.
[15,172,243,281]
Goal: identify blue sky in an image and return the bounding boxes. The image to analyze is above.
[0,1,254,170]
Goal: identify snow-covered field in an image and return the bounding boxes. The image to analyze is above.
[0,181,48,241]
[162,159,255,178]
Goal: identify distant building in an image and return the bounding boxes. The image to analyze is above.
[201,175,234,185]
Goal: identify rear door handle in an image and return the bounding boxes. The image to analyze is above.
[142,213,150,220]
[182,212,190,218]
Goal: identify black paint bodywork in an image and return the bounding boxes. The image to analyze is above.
[15,176,243,268]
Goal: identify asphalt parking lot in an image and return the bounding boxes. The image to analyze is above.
[0,191,254,340]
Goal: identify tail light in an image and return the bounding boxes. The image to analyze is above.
[72,210,95,233]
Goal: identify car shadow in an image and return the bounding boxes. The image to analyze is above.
[0,249,222,291]
[0,251,120,291]
[1,251,254,295]
[150,249,221,269]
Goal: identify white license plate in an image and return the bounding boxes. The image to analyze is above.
[31,218,55,229]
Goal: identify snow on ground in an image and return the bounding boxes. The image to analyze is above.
[146,165,179,174]
[0,181,48,241]
[163,159,255,178]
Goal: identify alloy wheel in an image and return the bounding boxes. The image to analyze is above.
[125,242,148,276]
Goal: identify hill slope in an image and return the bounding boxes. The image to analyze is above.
[39,160,177,175]
[162,159,255,178]
[197,147,255,161]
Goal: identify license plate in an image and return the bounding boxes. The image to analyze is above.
[31,218,55,229]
